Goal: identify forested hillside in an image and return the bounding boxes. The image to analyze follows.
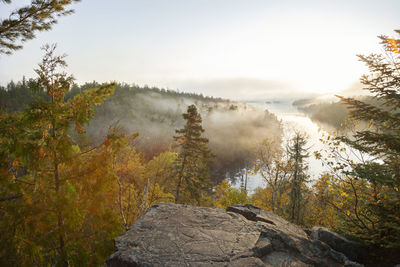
[293,98,349,129]
[0,80,282,184]
[293,96,392,132]
[1,0,400,265]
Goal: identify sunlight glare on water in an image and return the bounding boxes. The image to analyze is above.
[239,100,329,192]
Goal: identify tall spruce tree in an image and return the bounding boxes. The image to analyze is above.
[336,30,400,247]
[173,104,213,205]
[287,131,309,225]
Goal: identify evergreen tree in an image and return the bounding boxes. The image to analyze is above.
[173,104,213,205]
[336,30,400,247]
[287,131,309,225]
[0,44,114,265]
[0,0,79,55]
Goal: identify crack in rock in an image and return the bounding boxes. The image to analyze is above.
[107,203,364,267]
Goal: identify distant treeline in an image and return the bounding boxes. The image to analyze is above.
[293,96,385,130]
[293,99,349,129]
[0,79,282,183]
[0,79,228,112]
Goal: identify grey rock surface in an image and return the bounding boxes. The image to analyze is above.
[310,226,368,263]
[107,203,363,267]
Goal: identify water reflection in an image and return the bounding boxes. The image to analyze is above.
[238,100,329,192]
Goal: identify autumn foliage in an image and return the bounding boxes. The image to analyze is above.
[0,46,176,265]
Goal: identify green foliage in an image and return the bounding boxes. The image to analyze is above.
[286,132,310,225]
[173,104,214,205]
[0,45,115,265]
[332,31,400,247]
[310,31,400,248]
[251,133,312,227]
[0,0,80,55]
[0,79,282,184]
[0,46,181,265]
[214,180,249,209]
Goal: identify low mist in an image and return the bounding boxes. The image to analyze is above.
[84,83,283,183]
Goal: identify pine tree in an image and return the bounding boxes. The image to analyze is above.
[337,29,400,247]
[0,0,79,55]
[173,104,213,205]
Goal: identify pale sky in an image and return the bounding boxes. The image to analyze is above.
[0,0,399,100]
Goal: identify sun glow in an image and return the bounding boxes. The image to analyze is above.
[144,10,372,98]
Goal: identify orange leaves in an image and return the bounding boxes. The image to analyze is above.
[103,139,111,148]
[379,30,400,53]
[12,159,20,168]
[370,191,376,198]
[74,122,85,133]
[382,37,400,53]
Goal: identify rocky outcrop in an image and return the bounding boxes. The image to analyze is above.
[310,227,368,263]
[107,203,363,266]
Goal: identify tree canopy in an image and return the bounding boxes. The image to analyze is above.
[330,30,400,247]
[173,104,214,205]
[0,0,79,55]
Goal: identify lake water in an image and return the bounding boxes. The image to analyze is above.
[239,99,329,192]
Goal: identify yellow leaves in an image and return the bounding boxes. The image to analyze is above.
[24,195,32,206]
[214,180,249,209]
[386,38,400,53]
[84,84,115,106]
[340,191,348,197]
[71,145,80,154]
[215,180,230,197]
[346,210,350,216]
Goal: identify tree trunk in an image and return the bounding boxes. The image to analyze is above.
[54,159,67,266]
[175,155,187,203]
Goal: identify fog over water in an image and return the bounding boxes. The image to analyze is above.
[238,99,330,192]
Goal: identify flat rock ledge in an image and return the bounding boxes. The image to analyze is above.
[107,203,363,267]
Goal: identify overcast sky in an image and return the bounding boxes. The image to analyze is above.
[0,0,399,100]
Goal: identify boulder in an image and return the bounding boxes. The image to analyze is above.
[107,203,363,266]
[310,227,368,263]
